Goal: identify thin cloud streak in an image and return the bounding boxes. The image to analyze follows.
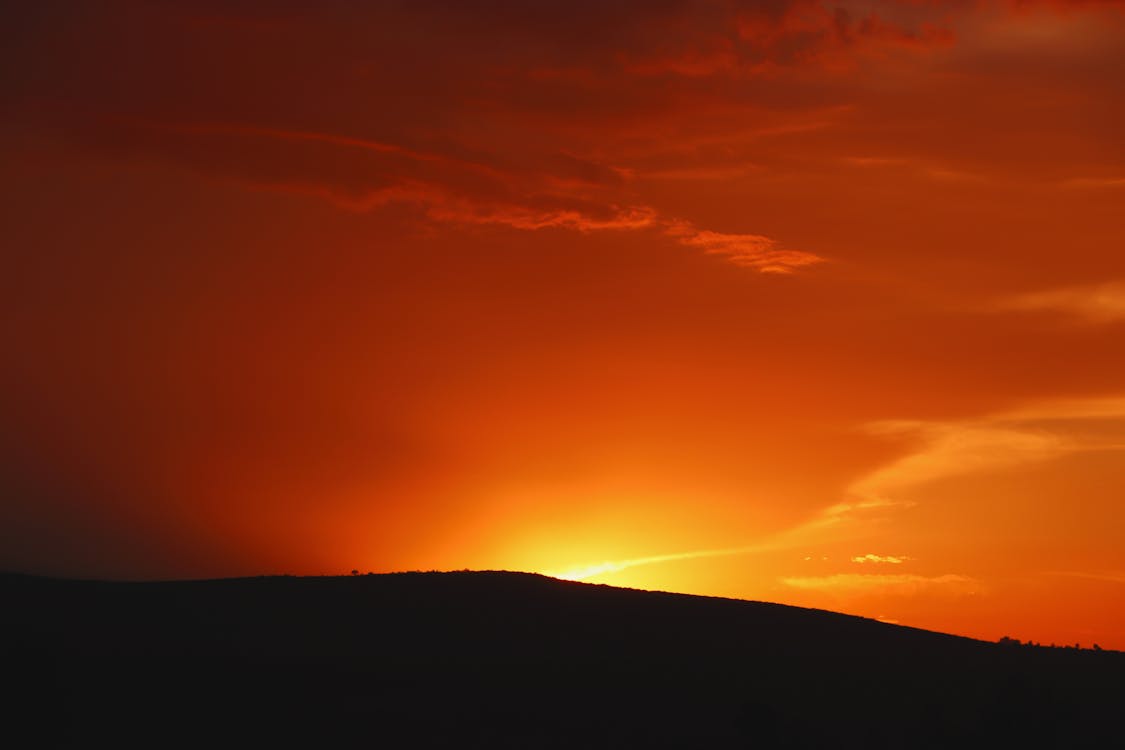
[107,118,822,273]
[852,554,910,564]
[546,543,773,582]
[548,394,1125,588]
[1001,281,1125,323]
[1044,570,1125,584]
[841,395,1125,517]
[665,221,823,273]
[1060,177,1125,189]
[781,573,978,595]
[546,500,891,583]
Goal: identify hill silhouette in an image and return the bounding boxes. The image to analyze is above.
[3,570,1121,748]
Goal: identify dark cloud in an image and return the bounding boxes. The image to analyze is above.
[0,1,958,245]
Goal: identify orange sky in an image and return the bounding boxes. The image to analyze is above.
[3,0,1124,648]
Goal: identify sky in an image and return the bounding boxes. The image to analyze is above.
[3,0,1124,648]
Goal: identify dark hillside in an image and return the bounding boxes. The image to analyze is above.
[3,571,1121,748]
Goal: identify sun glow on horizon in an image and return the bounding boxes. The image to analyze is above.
[541,544,773,583]
[548,561,631,582]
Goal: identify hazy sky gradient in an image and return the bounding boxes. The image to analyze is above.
[3,0,1124,647]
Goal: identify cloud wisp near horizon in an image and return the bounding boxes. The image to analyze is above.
[544,392,1125,603]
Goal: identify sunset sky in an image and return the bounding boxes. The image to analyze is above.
[3,0,1124,648]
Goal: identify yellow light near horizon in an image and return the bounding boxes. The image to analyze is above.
[547,560,631,581]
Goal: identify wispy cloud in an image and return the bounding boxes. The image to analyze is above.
[841,154,988,183]
[545,507,890,584]
[665,221,822,273]
[1044,570,1125,585]
[817,496,912,522]
[849,420,1067,507]
[1001,395,1125,422]
[781,573,978,595]
[546,543,770,581]
[545,513,845,582]
[550,395,1125,586]
[92,117,822,273]
[426,200,660,232]
[1060,177,1125,189]
[1000,280,1125,323]
[843,395,1125,514]
[852,554,910,564]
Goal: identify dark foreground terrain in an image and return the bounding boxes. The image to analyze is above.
[3,571,1122,748]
